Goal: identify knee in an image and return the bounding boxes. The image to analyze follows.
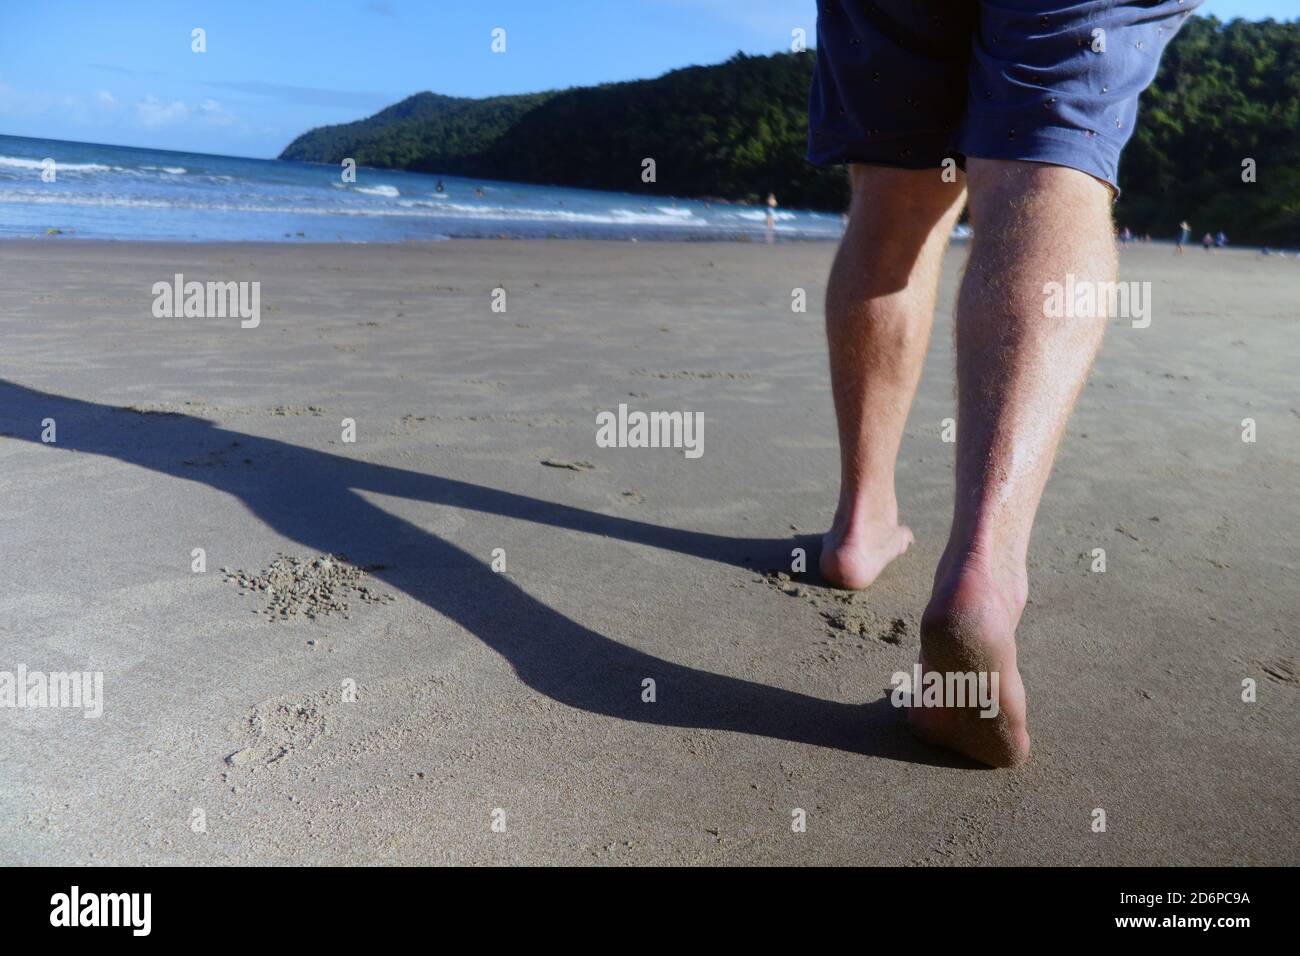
[965,159,1113,235]
[847,163,965,226]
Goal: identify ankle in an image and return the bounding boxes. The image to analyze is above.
[930,548,1029,621]
[831,486,900,535]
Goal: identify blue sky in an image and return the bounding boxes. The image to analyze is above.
[0,0,1289,158]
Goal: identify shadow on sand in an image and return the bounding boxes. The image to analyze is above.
[1,378,968,767]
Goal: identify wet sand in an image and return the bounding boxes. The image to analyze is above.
[0,237,1295,864]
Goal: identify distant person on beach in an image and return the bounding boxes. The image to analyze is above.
[1177,220,1191,254]
[1215,230,1227,248]
[1120,226,1133,244]
[1202,232,1214,252]
[765,192,778,244]
[807,0,1202,766]
[435,180,445,193]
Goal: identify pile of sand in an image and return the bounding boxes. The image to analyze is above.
[762,570,911,645]
[820,603,908,645]
[222,554,394,621]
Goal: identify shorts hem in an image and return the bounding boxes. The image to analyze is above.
[954,121,1123,196]
[807,136,956,172]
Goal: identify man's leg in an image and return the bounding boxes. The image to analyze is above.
[820,164,966,589]
[910,158,1116,767]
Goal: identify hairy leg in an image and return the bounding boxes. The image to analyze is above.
[911,159,1116,767]
[821,164,966,589]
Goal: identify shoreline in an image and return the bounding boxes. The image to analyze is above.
[8,236,1295,259]
[0,233,847,246]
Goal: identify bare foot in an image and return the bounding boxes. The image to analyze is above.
[908,562,1031,767]
[819,513,913,590]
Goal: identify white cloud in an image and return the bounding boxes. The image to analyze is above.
[0,80,92,120]
[0,75,257,152]
[134,94,189,127]
[133,94,232,128]
[195,98,233,126]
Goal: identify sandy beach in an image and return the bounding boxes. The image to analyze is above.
[0,237,1295,865]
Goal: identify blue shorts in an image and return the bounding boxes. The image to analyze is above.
[807,0,1203,193]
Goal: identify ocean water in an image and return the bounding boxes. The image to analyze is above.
[0,134,849,243]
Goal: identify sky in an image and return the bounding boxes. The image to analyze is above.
[0,0,1290,159]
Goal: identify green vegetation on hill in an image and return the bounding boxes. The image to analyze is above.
[280,90,555,173]
[280,16,1300,244]
[281,51,847,208]
[1119,16,1300,245]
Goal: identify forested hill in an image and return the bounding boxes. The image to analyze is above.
[279,51,850,210]
[280,90,556,176]
[1118,16,1299,245]
[280,16,1300,244]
